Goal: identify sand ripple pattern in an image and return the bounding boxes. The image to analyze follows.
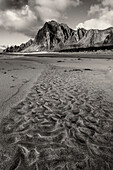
[0,66,113,169]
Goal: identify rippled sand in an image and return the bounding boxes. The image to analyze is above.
[0,59,45,122]
[0,57,113,169]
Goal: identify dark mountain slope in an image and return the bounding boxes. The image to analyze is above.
[3,21,113,52]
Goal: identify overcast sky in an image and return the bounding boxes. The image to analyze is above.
[0,0,113,46]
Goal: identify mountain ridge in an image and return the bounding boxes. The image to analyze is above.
[3,20,113,52]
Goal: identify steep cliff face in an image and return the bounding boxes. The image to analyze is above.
[34,21,86,51]
[22,21,87,52]
[23,21,113,52]
[3,21,113,52]
[77,27,113,47]
[103,27,113,45]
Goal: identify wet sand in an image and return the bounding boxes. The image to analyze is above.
[0,55,113,169]
[0,59,45,122]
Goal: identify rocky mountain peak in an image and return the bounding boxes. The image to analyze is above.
[3,21,113,52]
[34,20,80,51]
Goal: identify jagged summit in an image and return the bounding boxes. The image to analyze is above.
[34,20,79,51]
[3,20,113,52]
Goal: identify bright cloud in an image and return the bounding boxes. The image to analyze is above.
[101,0,113,7]
[29,0,81,22]
[77,0,113,30]
[0,5,40,36]
[0,0,81,36]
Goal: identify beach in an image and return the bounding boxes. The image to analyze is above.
[0,54,113,169]
[0,58,45,122]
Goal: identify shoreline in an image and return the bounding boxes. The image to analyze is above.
[1,51,113,59]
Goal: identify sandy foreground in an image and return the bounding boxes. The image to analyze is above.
[0,58,45,122]
[0,55,113,169]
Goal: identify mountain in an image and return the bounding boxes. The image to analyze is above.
[3,39,33,53]
[3,21,113,52]
[34,21,86,50]
[22,21,87,52]
[0,45,7,52]
[76,27,113,47]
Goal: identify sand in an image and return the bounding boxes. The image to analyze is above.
[0,58,45,122]
[0,55,113,169]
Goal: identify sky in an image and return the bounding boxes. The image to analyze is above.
[0,0,113,46]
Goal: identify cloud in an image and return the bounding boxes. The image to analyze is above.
[0,5,41,37]
[77,0,113,30]
[29,0,81,22]
[101,0,113,7]
[0,0,81,37]
[0,0,28,10]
